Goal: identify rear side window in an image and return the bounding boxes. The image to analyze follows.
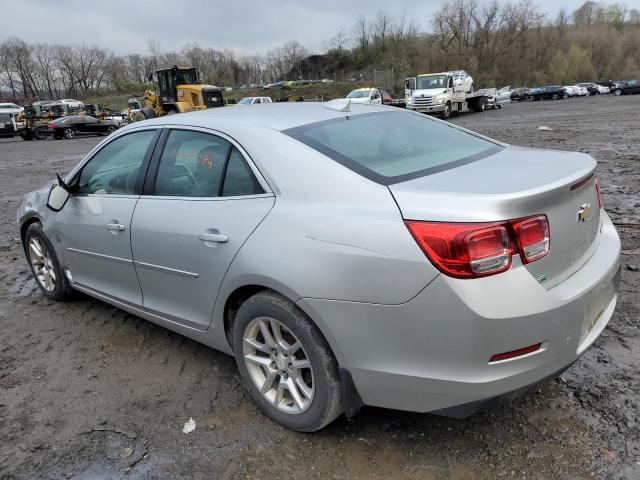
[222,148,263,196]
[284,111,501,185]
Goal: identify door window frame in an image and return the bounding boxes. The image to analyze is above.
[141,126,273,200]
[66,127,163,198]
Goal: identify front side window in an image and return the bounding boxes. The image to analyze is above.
[284,111,501,185]
[77,130,156,194]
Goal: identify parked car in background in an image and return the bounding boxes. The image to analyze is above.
[577,83,609,95]
[448,69,475,93]
[475,87,511,108]
[0,102,23,114]
[611,79,640,96]
[48,115,118,139]
[346,87,383,104]
[18,102,621,432]
[0,112,18,137]
[531,86,567,101]
[564,85,579,97]
[510,88,531,101]
[56,99,84,109]
[569,85,589,96]
[237,97,273,105]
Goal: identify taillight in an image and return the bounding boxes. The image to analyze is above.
[49,123,57,128]
[405,221,514,278]
[510,215,550,264]
[406,214,551,279]
[594,178,602,208]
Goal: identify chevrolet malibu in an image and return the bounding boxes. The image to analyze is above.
[17,101,620,432]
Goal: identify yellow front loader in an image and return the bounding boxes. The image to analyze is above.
[133,66,224,121]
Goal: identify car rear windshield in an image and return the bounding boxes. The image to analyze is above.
[284,111,501,185]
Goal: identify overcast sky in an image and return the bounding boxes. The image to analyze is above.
[2,0,606,55]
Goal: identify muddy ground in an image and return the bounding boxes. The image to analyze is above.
[0,95,638,480]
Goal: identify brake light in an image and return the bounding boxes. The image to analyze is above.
[510,215,550,264]
[49,123,57,128]
[405,221,514,278]
[406,214,551,278]
[594,178,602,208]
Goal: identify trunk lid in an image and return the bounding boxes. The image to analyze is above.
[389,145,600,287]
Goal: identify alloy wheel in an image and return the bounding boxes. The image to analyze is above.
[29,237,56,291]
[242,316,315,414]
[64,128,75,139]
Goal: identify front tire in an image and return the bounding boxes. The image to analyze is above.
[34,127,46,140]
[24,223,72,301]
[613,89,622,96]
[232,291,342,432]
[442,102,452,119]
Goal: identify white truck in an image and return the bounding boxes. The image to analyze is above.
[404,70,499,118]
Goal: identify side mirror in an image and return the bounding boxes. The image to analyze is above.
[46,174,71,212]
[406,77,416,91]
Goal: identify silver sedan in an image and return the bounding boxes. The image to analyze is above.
[17,101,620,431]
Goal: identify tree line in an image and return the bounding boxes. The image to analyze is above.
[1,0,639,101]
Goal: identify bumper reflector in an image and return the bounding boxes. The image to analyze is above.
[489,343,542,363]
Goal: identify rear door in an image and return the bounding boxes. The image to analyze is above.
[130,127,274,330]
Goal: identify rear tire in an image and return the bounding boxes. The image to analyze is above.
[24,223,72,301]
[232,291,342,432]
[63,128,75,139]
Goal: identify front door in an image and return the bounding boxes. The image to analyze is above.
[54,129,159,305]
[131,128,274,330]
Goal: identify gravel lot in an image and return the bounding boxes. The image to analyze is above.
[1,96,639,479]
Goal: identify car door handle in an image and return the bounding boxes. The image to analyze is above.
[107,223,125,232]
[199,233,228,243]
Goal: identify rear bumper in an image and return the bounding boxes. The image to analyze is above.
[299,211,620,414]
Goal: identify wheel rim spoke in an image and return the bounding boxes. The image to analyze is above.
[245,352,272,369]
[284,341,301,356]
[244,337,270,353]
[283,376,305,410]
[260,369,278,394]
[291,371,313,400]
[257,319,276,348]
[291,358,310,369]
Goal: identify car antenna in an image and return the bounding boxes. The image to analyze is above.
[322,98,351,112]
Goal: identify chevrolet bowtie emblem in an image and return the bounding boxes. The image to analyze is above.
[577,203,592,222]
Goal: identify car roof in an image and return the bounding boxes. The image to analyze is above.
[134,102,391,132]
